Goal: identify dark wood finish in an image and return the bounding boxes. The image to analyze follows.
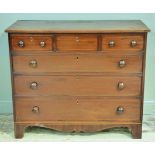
[14,75,141,97]
[14,123,25,139]
[6,20,149,139]
[130,124,142,139]
[140,33,148,123]
[12,54,143,74]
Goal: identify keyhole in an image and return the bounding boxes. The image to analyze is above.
[76,56,79,64]
[76,99,79,105]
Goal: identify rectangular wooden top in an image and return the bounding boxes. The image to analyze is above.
[5,20,150,33]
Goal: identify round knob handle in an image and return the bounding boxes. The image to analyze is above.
[131,40,137,47]
[109,41,115,47]
[18,40,24,48]
[118,82,125,90]
[32,106,39,113]
[29,59,37,68]
[40,41,46,47]
[30,82,38,90]
[119,60,126,68]
[116,106,124,114]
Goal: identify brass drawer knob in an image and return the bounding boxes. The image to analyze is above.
[119,60,126,68]
[29,60,37,68]
[32,106,39,113]
[18,40,24,48]
[118,82,125,90]
[108,41,115,47]
[40,41,46,47]
[116,106,124,114]
[131,40,137,47]
[30,82,38,89]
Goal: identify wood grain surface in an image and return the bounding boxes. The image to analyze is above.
[6,20,149,139]
[10,34,53,52]
[6,20,150,33]
[102,34,144,51]
[15,97,141,122]
[14,75,141,97]
[12,54,143,74]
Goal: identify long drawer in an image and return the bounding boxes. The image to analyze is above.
[15,97,141,122]
[14,75,141,96]
[13,54,143,73]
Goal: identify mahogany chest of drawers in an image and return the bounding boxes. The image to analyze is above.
[6,20,150,139]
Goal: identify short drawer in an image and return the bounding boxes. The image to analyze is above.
[15,97,141,122]
[14,75,141,97]
[56,34,98,51]
[102,34,144,51]
[10,34,53,52]
[13,54,143,73]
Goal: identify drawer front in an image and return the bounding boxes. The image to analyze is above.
[10,34,53,52]
[102,34,144,51]
[56,34,98,51]
[14,75,141,97]
[13,54,142,73]
[15,97,141,122]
